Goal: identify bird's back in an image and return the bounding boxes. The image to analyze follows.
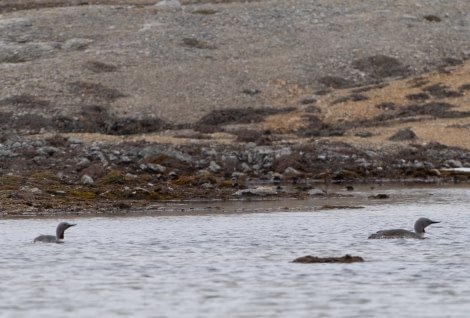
[34,235,58,243]
[368,229,422,239]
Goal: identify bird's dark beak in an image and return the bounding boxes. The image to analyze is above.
[430,220,440,224]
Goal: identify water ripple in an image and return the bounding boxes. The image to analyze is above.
[1,186,470,317]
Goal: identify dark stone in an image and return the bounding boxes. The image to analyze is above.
[388,128,416,141]
[242,88,261,96]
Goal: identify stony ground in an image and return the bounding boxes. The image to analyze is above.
[0,0,470,216]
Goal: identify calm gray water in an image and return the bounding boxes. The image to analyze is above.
[1,185,470,318]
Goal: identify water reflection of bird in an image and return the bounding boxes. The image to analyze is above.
[368,218,439,239]
[34,222,76,243]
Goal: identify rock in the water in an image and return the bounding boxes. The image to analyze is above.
[292,254,364,263]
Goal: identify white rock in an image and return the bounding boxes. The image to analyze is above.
[81,174,94,185]
[68,137,82,144]
[30,187,42,194]
[284,167,301,175]
[147,163,167,173]
[234,186,277,196]
[307,189,326,196]
[241,163,252,172]
[77,158,91,166]
[444,159,462,168]
[208,161,221,172]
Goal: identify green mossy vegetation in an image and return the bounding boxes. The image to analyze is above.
[96,170,126,185]
[30,171,59,181]
[0,175,23,188]
[68,189,96,199]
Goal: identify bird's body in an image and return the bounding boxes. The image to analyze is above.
[33,234,60,243]
[34,222,76,243]
[368,228,422,239]
[368,218,439,239]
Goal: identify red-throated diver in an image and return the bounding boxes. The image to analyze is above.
[368,218,439,239]
[34,222,76,243]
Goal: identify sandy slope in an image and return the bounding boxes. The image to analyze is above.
[0,0,469,151]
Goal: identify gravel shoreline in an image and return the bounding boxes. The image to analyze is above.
[0,0,470,215]
[1,0,469,123]
[1,131,469,217]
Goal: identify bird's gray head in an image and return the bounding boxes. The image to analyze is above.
[414,217,440,234]
[56,222,76,239]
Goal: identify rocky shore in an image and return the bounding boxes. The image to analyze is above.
[1,128,469,216]
[0,0,470,215]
